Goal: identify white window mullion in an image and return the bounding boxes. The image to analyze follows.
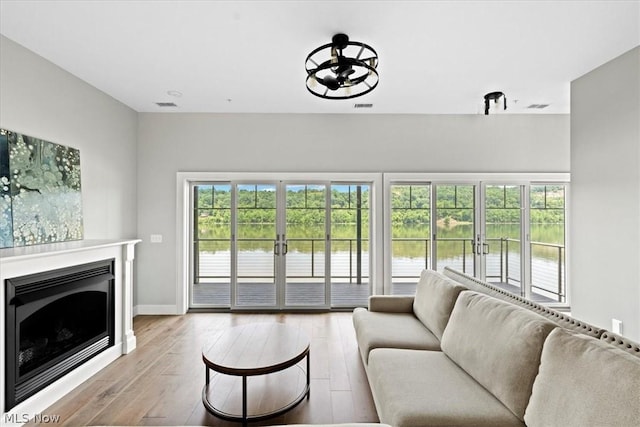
[522,184,532,300]
[477,183,486,280]
[430,183,438,273]
[325,182,332,305]
[230,183,238,308]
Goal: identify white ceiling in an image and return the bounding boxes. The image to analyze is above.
[1,1,638,114]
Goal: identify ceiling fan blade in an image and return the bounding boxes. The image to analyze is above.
[338,68,355,80]
[323,75,341,90]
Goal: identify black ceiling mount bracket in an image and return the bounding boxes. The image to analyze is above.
[331,33,350,49]
[484,91,507,115]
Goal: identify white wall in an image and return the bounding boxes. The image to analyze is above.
[0,35,573,314]
[0,35,138,241]
[136,113,569,310]
[570,46,640,341]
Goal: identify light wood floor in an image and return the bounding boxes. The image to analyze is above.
[28,312,379,426]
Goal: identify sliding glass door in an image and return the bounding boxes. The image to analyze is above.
[236,183,278,306]
[388,183,477,294]
[190,178,373,309]
[434,184,476,275]
[389,184,431,295]
[283,184,329,307]
[330,184,371,307]
[192,183,232,306]
[235,182,331,309]
[386,176,568,304]
[479,183,567,303]
[529,184,567,303]
[480,184,524,294]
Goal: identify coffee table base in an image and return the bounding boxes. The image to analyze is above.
[202,360,310,426]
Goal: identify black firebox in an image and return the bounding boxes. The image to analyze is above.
[5,259,115,410]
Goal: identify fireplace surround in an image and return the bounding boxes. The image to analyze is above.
[5,259,115,410]
[0,239,139,424]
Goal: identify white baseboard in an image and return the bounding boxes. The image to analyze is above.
[133,304,179,316]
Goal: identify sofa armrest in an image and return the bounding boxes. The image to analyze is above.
[369,295,415,313]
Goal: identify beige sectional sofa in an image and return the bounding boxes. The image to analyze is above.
[352,268,640,427]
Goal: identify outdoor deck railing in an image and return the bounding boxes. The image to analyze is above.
[194,237,371,283]
[194,236,565,301]
[486,237,565,302]
[530,240,565,301]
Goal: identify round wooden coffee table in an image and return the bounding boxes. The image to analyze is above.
[202,323,310,426]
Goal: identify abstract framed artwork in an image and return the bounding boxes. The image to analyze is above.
[0,129,83,248]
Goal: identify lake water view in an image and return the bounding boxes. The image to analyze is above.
[195,222,565,302]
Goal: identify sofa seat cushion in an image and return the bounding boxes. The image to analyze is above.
[279,425,390,427]
[367,348,524,427]
[352,308,440,364]
[412,269,467,340]
[524,328,640,427]
[440,291,557,421]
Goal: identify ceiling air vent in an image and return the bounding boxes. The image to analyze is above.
[527,104,550,109]
[155,102,178,107]
[354,103,373,109]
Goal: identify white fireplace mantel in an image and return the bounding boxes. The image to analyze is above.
[0,239,141,425]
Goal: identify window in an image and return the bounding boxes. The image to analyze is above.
[383,174,569,306]
[182,173,380,310]
[530,185,567,303]
[180,173,568,312]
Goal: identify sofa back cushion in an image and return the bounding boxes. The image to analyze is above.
[440,291,556,421]
[412,269,466,340]
[443,267,603,338]
[442,266,505,298]
[524,327,640,427]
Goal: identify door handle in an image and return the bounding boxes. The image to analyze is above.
[482,243,489,255]
[274,241,280,255]
[474,235,482,255]
[282,242,288,255]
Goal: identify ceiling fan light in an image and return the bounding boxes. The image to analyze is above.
[305,34,379,100]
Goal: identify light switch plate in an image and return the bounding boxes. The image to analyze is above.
[150,234,163,243]
[612,318,623,334]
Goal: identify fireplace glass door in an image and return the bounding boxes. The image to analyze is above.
[5,259,115,410]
